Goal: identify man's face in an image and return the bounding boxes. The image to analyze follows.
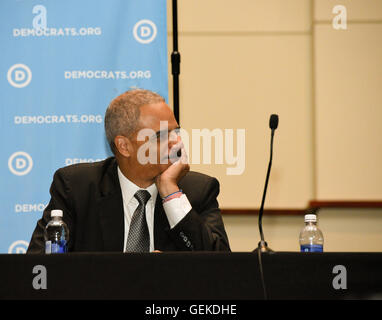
[128,102,181,181]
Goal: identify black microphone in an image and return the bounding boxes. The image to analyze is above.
[255,114,279,253]
[269,114,279,131]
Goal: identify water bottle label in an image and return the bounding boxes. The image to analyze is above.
[45,240,67,254]
[300,244,323,252]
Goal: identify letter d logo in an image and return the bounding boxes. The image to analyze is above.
[133,20,157,44]
[8,151,33,176]
[7,64,32,88]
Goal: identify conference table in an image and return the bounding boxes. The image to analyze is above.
[1,252,381,300]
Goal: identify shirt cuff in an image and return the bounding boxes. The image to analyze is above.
[163,194,192,229]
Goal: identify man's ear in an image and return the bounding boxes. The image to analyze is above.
[114,135,133,157]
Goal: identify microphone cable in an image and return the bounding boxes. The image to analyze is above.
[257,245,268,300]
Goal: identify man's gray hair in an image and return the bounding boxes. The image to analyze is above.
[104,89,165,154]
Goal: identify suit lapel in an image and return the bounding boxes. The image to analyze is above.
[97,159,124,252]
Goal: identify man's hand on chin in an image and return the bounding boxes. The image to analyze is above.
[155,144,190,198]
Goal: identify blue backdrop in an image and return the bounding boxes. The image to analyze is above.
[0,0,168,253]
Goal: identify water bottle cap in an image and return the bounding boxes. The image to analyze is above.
[51,209,63,217]
[305,214,317,222]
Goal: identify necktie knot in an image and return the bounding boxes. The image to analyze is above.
[134,189,151,205]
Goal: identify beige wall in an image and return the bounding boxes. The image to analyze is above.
[168,0,313,209]
[314,6,382,200]
[167,0,382,251]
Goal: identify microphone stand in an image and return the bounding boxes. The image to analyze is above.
[254,116,278,300]
[171,0,180,124]
[254,129,276,253]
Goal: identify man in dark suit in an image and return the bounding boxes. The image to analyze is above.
[27,89,230,253]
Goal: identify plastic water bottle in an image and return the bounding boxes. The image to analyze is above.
[44,209,69,254]
[299,214,324,252]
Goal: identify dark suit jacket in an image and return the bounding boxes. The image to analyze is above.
[27,157,230,253]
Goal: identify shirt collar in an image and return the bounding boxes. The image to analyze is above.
[117,166,158,204]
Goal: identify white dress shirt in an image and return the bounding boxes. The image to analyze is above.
[117,167,192,252]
